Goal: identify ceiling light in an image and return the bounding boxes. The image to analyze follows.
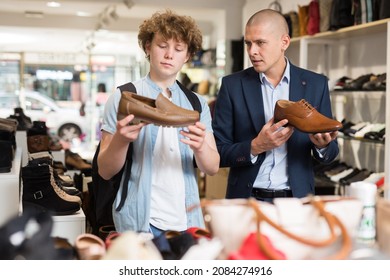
[77,11,91,17]
[46,1,61,8]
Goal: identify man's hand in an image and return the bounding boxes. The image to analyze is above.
[251,118,294,156]
[309,130,338,149]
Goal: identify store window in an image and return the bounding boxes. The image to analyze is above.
[24,65,80,101]
[0,53,21,93]
[90,55,115,97]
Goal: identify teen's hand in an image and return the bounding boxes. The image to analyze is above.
[116,114,148,143]
[180,122,206,151]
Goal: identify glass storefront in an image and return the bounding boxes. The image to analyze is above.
[0,53,21,94]
[0,52,143,146]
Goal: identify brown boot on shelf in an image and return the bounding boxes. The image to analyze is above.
[27,135,50,153]
[27,121,50,153]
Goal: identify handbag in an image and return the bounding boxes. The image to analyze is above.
[200,196,363,260]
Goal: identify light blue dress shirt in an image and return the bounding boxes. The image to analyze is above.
[252,60,290,190]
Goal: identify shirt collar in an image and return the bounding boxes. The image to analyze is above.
[259,57,290,85]
[145,74,179,93]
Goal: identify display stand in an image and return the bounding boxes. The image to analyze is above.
[51,150,65,164]
[15,131,28,167]
[52,209,86,244]
[0,147,22,227]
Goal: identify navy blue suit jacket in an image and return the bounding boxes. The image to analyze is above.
[212,63,339,198]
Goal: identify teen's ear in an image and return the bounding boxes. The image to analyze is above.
[184,52,191,63]
[145,41,151,56]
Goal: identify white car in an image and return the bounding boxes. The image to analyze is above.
[0,91,90,142]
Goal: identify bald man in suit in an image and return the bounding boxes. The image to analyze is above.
[212,9,339,201]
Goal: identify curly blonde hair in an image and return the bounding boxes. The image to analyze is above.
[138,9,203,61]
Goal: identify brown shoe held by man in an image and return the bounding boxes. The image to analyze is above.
[274,99,343,133]
[117,91,200,127]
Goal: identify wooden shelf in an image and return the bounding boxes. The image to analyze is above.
[291,18,390,44]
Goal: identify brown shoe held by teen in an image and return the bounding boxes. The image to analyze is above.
[117,91,200,127]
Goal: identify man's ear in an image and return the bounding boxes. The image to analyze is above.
[281,34,290,51]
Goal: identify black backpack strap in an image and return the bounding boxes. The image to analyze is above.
[117,82,136,93]
[115,82,136,211]
[115,142,133,211]
[177,80,202,114]
[176,80,202,168]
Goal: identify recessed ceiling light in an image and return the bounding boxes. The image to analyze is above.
[47,2,61,8]
[77,11,92,17]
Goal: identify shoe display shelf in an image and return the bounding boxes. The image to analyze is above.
[331,90,385,173]
[52,209,86,244]
[0,147,22,227]
[14,133,85,243]
[286,18,390,196]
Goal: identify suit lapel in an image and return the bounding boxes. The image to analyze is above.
[289,64,307,101]
[241,64,308,133]
[242,68,265,133]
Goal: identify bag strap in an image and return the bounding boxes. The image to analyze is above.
[115,82,136,211]
[117,82,137,93]
[177,80,202,114]
[247,197,352,260]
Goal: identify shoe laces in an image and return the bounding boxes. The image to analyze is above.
[48,166,68,198]
[299,99,314,112]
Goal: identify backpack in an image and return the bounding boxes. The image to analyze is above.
[88,81,202,235]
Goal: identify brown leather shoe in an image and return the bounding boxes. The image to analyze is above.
[118,91,200,127]
[274,99,343,133]
[65,149,92,170]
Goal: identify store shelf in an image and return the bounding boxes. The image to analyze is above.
[0,147,22,227]
[290,18,390,44]
[287,18,390,195]
[52,209,86,244]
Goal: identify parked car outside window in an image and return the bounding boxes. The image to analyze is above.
[0,91,91,142]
